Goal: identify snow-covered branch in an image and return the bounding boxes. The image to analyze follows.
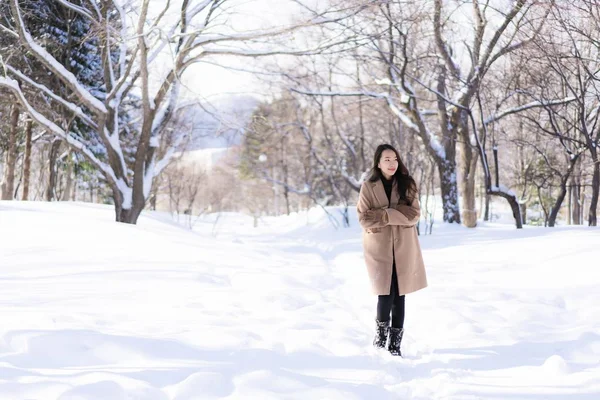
[55,0,98,24]
[290,88,387,98]
[184,41,348,66]
[0,24,18,39]
[485,97,577,125]
[192,21,318,47]
[9,0,107,115]
[84,0,102,20]
[3,64,97,129]
[478,0,526,75]
[153,126,188,178]
[0,77,117,186]
[385,96,420,132]
[340,170,361,191]
[187,0,214,22]
[434,0,461,79]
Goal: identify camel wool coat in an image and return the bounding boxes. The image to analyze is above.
[357,179,428,296]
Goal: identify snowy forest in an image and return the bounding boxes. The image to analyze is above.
[1,0,599,229]
[2,2,600,399]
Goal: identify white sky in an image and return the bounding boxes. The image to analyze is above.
[177,0,307,101]
[172,0,518,102]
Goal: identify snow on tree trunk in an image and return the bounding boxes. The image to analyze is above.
[437,160,460,224]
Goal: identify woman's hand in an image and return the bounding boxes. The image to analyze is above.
[364,208,387,223]
[394,204,418,220]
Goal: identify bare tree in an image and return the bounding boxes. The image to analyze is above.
[0,0,344,223]
[1,103,19,199]
[291,0,553,227]
[520,1,600,226]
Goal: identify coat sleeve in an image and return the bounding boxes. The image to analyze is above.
[357,183,389,229]
[384,191,421,226]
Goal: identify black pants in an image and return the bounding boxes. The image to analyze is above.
[377,263,405,328]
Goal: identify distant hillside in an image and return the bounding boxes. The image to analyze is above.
[186,95,260,150]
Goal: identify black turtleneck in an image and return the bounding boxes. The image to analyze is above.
[381,176,393,206]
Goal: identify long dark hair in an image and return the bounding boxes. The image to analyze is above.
[367,144,417,204]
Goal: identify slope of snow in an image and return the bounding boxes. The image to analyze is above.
[1,201,599,399]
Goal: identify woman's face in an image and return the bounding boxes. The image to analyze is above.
[378,149,398,179]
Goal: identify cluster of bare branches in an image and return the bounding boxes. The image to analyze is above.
[2,0,599,228]
[0,0,346,224]
[236,0,599,228]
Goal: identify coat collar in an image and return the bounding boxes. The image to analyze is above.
[370,178,399,207]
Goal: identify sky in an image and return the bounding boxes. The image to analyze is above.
[173,0,522,102]
[176,0,310,101]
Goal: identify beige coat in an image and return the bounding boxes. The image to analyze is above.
[357,179,428,295]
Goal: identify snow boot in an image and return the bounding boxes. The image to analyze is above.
[388,327,404,356]
[373,319,389,349]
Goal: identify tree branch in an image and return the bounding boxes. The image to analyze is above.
[9,0,107,115]
[0,77,117,186]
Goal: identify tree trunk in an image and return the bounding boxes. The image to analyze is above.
[582,193,586,225]
[572,181,581,225]
[570,156,581,225]
[46,139,61,201]
[72,168,78,201]
[458,115,478,228]
[113,185,145,224]
[493,146,500,188]
[341,205,349,228]
[474,116,522,229]
[567,183,572,225]
[548,155,580,227]
[283,164,290,215]
[484,194,490,221]
[520,201,527,225]
[459,148,479,227]
[548,190,566,227]
[437,159,461,223]
[588,150,599,226]
[62,151,74,201]
[281,137,290,215]
[117,204,145,224]
[22,120,33,201]
[149,192,157,210]
[148,176,159,210]
[1,105,20,200]
[536,186,549,227]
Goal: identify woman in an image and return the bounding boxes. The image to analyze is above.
[357,144,427,356]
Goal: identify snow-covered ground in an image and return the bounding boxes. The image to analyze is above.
[0,201,599,400]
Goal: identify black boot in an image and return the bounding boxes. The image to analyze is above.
[388,327,404,356]
[373,319,389,349]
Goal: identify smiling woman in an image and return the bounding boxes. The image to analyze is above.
[356,143,428,357]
